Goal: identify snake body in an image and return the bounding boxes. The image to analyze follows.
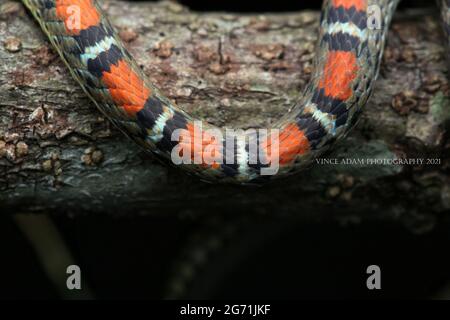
[21,0,450,184]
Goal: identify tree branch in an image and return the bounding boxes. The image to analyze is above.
[0,1,449,229]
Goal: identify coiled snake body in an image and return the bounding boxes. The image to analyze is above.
[21,0,450,184]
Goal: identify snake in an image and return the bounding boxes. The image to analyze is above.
[20,0,450,184]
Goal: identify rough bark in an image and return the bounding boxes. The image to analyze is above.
[0,1,449,228]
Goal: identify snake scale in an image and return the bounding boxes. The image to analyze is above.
[20,0,450,184]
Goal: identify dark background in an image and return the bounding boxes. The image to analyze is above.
[1,0,449,300]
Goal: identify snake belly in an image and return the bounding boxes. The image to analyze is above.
[20,0,446,184]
